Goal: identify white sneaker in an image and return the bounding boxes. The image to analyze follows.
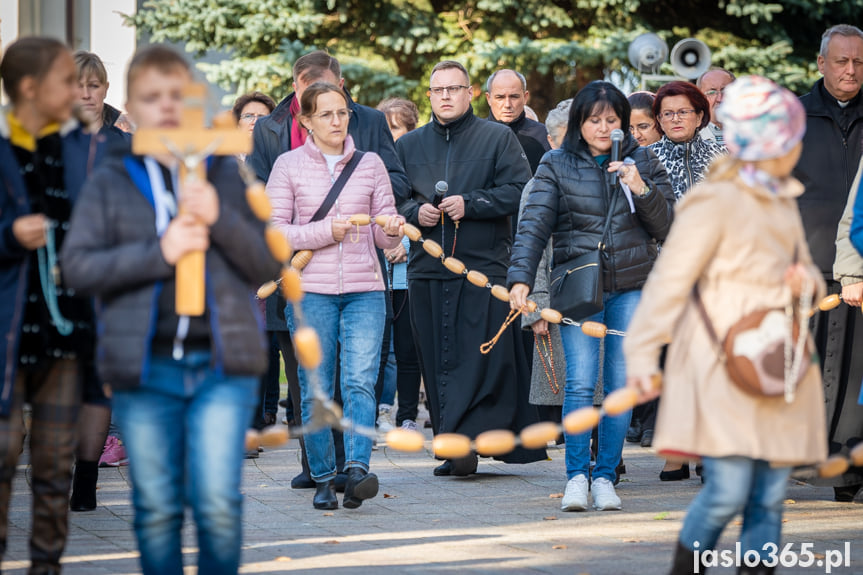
[400,419,418,432]
[377,404,394,433]
[591,477,622,510]
[560,475,589,511]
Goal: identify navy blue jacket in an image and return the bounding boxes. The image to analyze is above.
[0,116,92,416]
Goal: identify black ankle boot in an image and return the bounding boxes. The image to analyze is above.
[669,541,704,575]
[313,480,338,510]
[343,467,379,509]
[70,460,98,512]
[660,464,691,481]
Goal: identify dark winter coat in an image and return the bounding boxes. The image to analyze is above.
[0,116,92,417]
[793,79,863,278]
[395,107,532,281]
[490,111,550,174]
[508,132,674,293]
[60,140,281,390]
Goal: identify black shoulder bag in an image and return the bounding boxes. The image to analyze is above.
[549,188,618,322]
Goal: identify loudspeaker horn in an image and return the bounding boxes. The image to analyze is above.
[627,33,669,73]
[670,38,711,79]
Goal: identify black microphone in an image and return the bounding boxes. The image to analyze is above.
[610,129,624,185]
[433,181,448,208]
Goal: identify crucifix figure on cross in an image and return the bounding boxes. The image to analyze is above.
[132,83,252,316]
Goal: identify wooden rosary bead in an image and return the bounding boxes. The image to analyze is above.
[490,284,510,303]
[244,430,260,452]
[258,426,290,446]
[562,407,601,435]
[386,428,425,452]
[280,267,303,303]
[443,257,466,275]
[603,387,639,417]
[474,430,516,456]
[817,454,850,478]
[818,294,841,311]
[348,213,371,226]
[581,321,608,338]
[266,227,292,263]
[256,280,278,299]
[403,223,423,241]
[293,326,322,369]
[524,300,537,313]
[375,215,391,227]
[466,270,489,288]
[519,421,560,449]
[245,182,272,221]
[540,308,563,324]
[422,239,444,258]
[432,433,472,459]
[291,249,313,270]
[850,442,863,467]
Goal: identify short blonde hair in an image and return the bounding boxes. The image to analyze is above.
[74,51,108,85]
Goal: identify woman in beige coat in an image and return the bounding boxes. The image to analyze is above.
[625,77,827,575]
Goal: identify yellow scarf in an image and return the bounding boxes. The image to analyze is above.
[6,111,60,152]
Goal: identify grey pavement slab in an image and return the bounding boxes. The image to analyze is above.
[2,423,861,574]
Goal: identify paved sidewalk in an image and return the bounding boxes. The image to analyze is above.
[3,424,861,574]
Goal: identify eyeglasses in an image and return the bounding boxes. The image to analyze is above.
[704,88,724,98]
[631,123,655,133]
[239,113,267,122]
[429,85,469,97]
[659,109,696,121]
[311,109,352,122]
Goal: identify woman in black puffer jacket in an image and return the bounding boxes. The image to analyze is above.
[508,81,674,513]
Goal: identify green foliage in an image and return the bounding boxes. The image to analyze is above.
[126,0,857,119]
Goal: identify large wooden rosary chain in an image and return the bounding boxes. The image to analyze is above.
[241,184,858,478]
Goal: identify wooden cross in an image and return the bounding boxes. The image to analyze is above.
[132,83,252,316]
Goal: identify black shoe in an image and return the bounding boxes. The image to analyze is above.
[313,480,338,510]
[641,429,654,447]
[434,461,453,476]
[451,454,478,476]
[244,449,259,459]
[291,471,315,489]
[626,421,643,443]
[334,471,348,493]
[342,468,379,509]
[669,541,703,575]
[834,484,861,502]
[279,398,289,408]
[660,464,690,481]
[613,459,626,486]
[70,461,98,512]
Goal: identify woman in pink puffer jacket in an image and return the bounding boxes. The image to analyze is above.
[266,82,403,512]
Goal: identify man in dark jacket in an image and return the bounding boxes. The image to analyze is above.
[792,23,863,502]
[396,60,545,476]
[485,69,550,174]
[247,51,409,490]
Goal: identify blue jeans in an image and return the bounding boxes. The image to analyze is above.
[112,352,258,575]
[288,291,385,482]
[381,327,397,405]
[679,457,791,560]
[560,289,640,481]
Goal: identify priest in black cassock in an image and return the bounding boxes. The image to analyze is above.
[395,60,546,476]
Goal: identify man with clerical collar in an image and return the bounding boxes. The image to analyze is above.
[792,23,863,503]
[485,69,550,174]
[395,60,545,477]
[696,68,735,146]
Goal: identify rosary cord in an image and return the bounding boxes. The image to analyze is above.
[37,221,74,336]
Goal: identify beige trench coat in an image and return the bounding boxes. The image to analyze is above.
[624,174,828,466]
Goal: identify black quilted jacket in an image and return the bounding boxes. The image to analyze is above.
[507,133,675,293]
